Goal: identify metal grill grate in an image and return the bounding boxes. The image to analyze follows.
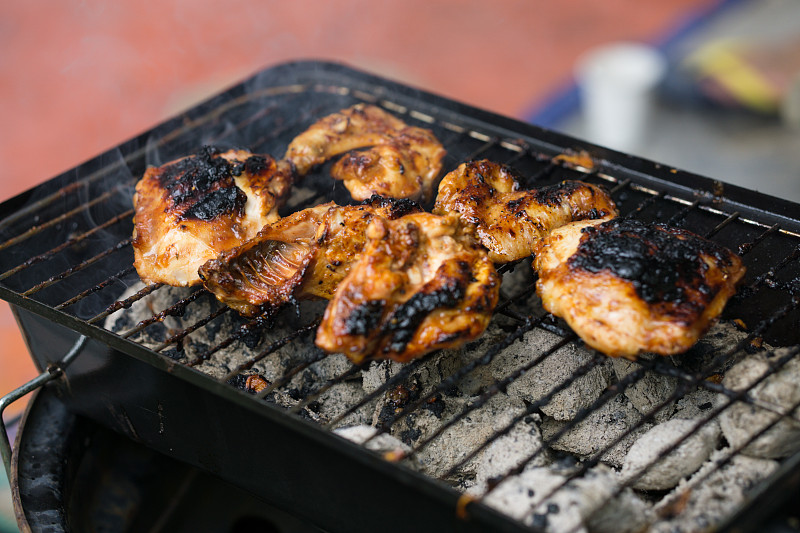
[2,62,800,533]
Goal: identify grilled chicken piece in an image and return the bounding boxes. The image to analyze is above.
[533,217,746,358]
[284,103,446,202]
[316,213,500,364]
[132,147,293,286]
[552,149,596,171]
[433,160,617,263]
[199,197,422,316]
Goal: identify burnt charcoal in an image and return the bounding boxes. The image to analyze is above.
[424,395,446,418]
[162,347,185,360]
[400,427,422,446]
[227,374,250,390]
[229,314,267,349]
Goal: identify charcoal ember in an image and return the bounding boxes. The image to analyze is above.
[282,354,374,425]
[718,348,800,459]
[105,283,324,381]
[620,418,720,491]
[580,469,654,533]
[482,466,652,533]
[360,326,506,402]
[674,320,751,374]
[389,393,527,483]
[314,381,374,425]
[334,425,414,464]
[227,373,270,394]
[611,358,678,422]
[540,394,651,468]
[482,467,570,528]
[435,325,512,396]
[306,351,354,380]
[469,414,548,494]
[651,449,779,533]
[105,283,197,353]
[670,387,718,420]
[491,330,612,421]
[361,360,403,394]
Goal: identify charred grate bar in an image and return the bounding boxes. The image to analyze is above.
[2,62,800,533]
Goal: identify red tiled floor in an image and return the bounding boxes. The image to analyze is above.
[0,0,716,413]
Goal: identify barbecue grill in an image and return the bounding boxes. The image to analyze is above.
[2,61,800,533]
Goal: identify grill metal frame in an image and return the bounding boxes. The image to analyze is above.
[2,61,800,532]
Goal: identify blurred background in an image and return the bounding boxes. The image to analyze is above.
[2,1,799,529]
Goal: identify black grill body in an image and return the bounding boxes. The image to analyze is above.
[2,61,800,533]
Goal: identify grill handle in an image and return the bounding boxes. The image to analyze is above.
[0,335,86,479]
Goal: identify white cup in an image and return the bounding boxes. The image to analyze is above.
[575,42,667,152]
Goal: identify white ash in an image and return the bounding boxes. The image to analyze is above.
[620,418,720,491]
[334,425,412,458]
[671,387,718,420]
[651,448,779,533]
[435,325,514,396]
[362,360,404,395]
[492,329,613,421]
[482,465,652,533]
[540,394,652,468]
[611,357,678,423]
[482,467,570,527]
[389,393,529,484]
[582,469,654,533]
[552,466,654,533]
[468,414,548,495]
[718,348,800,459]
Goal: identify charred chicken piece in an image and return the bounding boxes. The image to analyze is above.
[316,213,500,364]
[533,217,746,359]
[199,196,422,316]
[132,147,293,286]
[284,103,446,202]
[433,160,617,263]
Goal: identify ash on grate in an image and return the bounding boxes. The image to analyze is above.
[105,282,794,533]
[105,283,376,425]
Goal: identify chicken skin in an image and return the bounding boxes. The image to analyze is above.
[132,147,293,286]
[533,217,746,359]
[284,104,445,202]
[433,160,617,263]
[316,212,500,364]
[199,196,422,316]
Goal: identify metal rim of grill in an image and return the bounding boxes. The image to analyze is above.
[2,61,800,533]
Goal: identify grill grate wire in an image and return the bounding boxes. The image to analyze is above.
[1,78,800,533]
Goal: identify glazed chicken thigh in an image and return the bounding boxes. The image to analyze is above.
[284,104,445,202]
[132,147,293,286]
[433,160,617,263]
[316,212,500,363]
[533,217,746,358]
